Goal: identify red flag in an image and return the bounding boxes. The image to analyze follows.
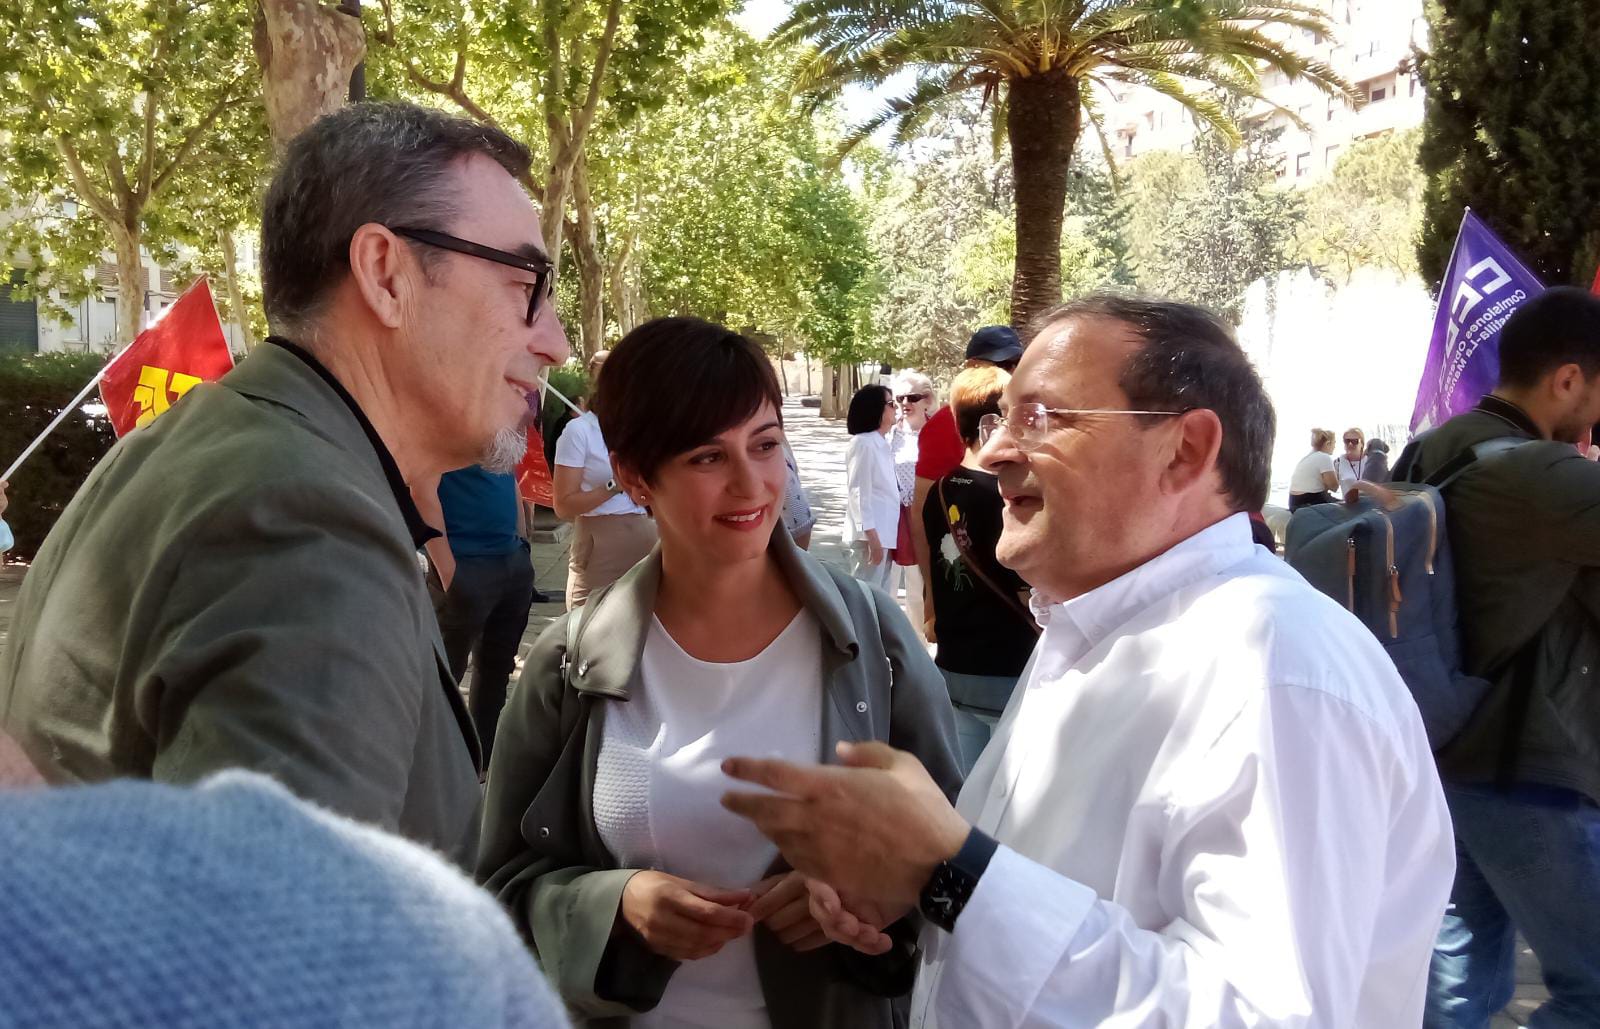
[1592,264,1600,296]
[100,277,235,437]
[515,423,553,507]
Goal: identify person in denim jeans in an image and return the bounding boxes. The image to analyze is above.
[1393,288,1600,1027]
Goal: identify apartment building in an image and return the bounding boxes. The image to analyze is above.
[1099,0,1429,184]
[0,195,252,355]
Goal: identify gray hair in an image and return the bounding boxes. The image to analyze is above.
[891,369,935,402]
[1033,293,1275,512]
[260,102,532,338]
[478,425,529,473]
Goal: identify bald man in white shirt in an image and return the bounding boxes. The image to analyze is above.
[723,294,1454,1027]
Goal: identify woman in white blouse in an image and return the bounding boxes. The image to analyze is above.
[478,318,962,1029]
[889,371,935,633]
[1288,427,1340,511]
[842,385,900,590]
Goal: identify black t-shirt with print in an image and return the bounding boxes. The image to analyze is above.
[921,467,1037,677]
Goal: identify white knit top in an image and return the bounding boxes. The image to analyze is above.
[594,611,823,1029]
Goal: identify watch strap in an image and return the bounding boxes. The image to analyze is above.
[919,827,998,933]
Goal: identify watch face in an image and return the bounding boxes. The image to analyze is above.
[920,865,973,932]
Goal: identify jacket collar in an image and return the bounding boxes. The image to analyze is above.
[229,339,439,548]
[1476,394,1543,440]
[567,524,861,701]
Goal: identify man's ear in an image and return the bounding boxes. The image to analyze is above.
[347,223,413,330]
[1162,408,1224,497]
[1549,362,1589,401]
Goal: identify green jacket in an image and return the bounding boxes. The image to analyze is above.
[478,528,964,1029]
[0,342,482,864]
[1393,395,1600,802]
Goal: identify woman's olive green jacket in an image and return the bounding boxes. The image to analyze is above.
[477,528,964,1028]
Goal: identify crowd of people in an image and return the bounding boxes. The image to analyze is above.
[0,100,1597,1029]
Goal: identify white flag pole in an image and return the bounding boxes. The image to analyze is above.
[1,364,111,483]
[540,374,583,417]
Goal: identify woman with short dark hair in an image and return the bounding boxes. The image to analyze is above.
[478,318,962,1029]
[843,385,899,589]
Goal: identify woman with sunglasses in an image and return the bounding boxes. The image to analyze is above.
[888,371,935,630]
[1335,427,1368,496]
[478,318,962,1029]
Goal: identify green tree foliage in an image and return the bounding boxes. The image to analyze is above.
[1417,1,1600,287]
[617,32,880,365]
[1297,128,1425,283]
[777,0,1351,331]
[0,0,266,345]
[1123,112,1303,324]
[861,107,1125,372]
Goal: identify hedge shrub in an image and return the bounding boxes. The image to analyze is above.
[0,351,116,562]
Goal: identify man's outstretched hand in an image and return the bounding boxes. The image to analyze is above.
[721,740,970,917]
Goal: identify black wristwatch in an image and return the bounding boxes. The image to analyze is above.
[919,827,999,933]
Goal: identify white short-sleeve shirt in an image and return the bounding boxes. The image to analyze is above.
[553,411,648,517]
[1289,449,1337,495]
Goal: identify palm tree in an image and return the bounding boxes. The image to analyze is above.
[777,0,1353,331]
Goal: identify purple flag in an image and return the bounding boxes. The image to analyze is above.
[1410,210,1545,433]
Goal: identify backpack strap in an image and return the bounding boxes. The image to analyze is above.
[555,585,609,739]
[936,478,1040,636]
[1423,436,1531,491]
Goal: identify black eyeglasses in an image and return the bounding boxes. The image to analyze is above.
[896,393,927,404]
[389,226,554,325]
[1343,437,1362,445]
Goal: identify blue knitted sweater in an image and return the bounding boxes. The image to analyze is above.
[0,772,569,1028]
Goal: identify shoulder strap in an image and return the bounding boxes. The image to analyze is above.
[556,588,607,738]
[1424,436,1532,491]
[937,478,1041,636]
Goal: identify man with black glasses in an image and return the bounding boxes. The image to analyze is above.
[724,295,1453,1026]
[0,103,569,867]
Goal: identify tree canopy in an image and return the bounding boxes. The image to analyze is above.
[1417,0,1600,287]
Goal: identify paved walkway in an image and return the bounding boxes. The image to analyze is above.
[0,399,1550,1024]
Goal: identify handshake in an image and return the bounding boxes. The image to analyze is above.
[622,740,967,963]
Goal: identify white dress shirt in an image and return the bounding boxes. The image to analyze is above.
[553,411,649,518]
[843,431,899,545]
[910,513,1454,1028]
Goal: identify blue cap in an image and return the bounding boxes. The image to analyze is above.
[964,325,1023,364]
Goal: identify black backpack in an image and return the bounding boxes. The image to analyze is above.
[1285,438,1527,750]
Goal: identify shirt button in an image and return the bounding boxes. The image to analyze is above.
[578,660,591,677]
[538,826,551,838]
[856,701,868,713]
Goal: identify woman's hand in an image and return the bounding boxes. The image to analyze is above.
[864,530,885,567]
[747,871,830,952]
[620,870,755,962]
[805,878,900,956]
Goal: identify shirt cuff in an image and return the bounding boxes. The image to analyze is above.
[936,845,1097,1020]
